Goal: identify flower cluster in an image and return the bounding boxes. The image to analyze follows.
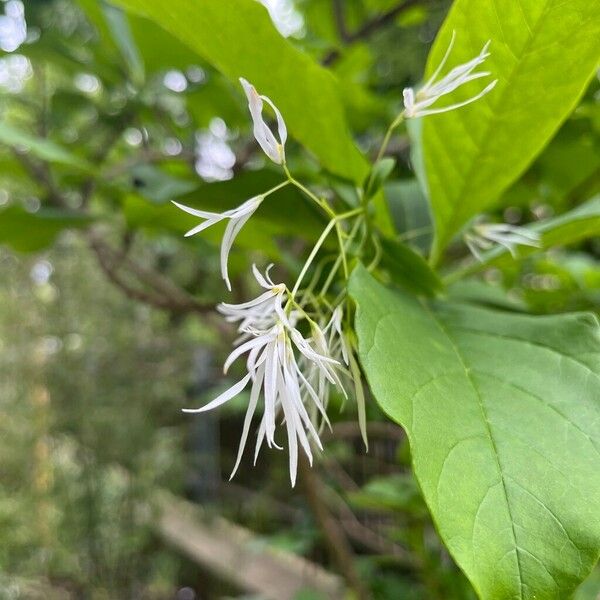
[185,265,344,485]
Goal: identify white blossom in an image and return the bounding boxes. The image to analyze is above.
[172,196,263,291]
[299,307,350,430]
[240,77,287,164]
[184,266,342,486]
[403,31,497,118]
[465,223,541,261]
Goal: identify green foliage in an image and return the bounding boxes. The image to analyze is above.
[1,0,599,597]
[0,206,93,252]
[423,0,600,262]
[110,0,368,182]
[0,123,92,171]
[378,237,442,296]
[351,265,600,599]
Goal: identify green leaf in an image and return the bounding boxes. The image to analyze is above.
[350,265,600,599]
[0,206,93,252]
[0,123,92,172]
[379,237,442,297]
[423,0,600,263]
[174,170,326,240]
[109,0,368,183]
[384,179,433,253]
[100,2,145,84]
[574,568,600,600]
[447,280,528,313]
[348,474,426,515]
[365,157,396,199]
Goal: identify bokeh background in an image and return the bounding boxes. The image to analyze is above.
[0,0,598,598]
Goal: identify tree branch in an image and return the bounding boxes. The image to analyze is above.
[87,232,213,315]
[13,132,215,319]
[323,0,428,66]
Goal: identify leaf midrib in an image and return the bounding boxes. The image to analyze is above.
[434,0,552,249]
[422,302,526,598]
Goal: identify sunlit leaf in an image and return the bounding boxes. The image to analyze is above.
[423,0,600,262]
[109,0,368,184]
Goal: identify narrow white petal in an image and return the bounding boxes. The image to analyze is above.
[279,383,299,487]
[252,263,278,289]
[230,364,264,479]
[220,211,257,291]
[262,95,287,145]
[254,416,266,464]
[402,87,416,115]
[422,29,456,92]
[218,289,278,312]
[239,78,281,163]
[415,79,497,117]
[183,218,222,237]
[263,339,279,444]
[295,362,331,428]
[224,334,271,374]
[182,373,251,413]
[171,200,220,220]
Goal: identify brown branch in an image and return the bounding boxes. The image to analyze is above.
[87,232,213,315]
[323,0,429,66]
[13,131,215,319]
[300,457,372,600]
[332,0,350,42]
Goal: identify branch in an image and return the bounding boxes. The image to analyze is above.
[88,232,213,316]
[13,131,215,319]
[332,0,350,42]
[300,457,372,600]
[323,0,428,66]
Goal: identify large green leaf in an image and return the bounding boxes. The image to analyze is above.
[109,0,367,183]
[423,0,600,263]
[350,265,600,599]
[378,237,442,297]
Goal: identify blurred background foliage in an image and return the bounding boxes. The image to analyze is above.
[0,0,598,598]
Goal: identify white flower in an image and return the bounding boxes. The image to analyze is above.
[218,264,286,333]
[299,307,350,430]
[403,31,498,118]
[172,196,263,291]
[240,77,287,164]
[184,265,342,486]
[465,223,541,261]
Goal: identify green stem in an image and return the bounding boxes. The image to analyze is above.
[291,219,338,297]
[375,112,405,164]
[263,179,291,197]
[320,216,364,297]
[284,164,338,220]
[292,209,363,297]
